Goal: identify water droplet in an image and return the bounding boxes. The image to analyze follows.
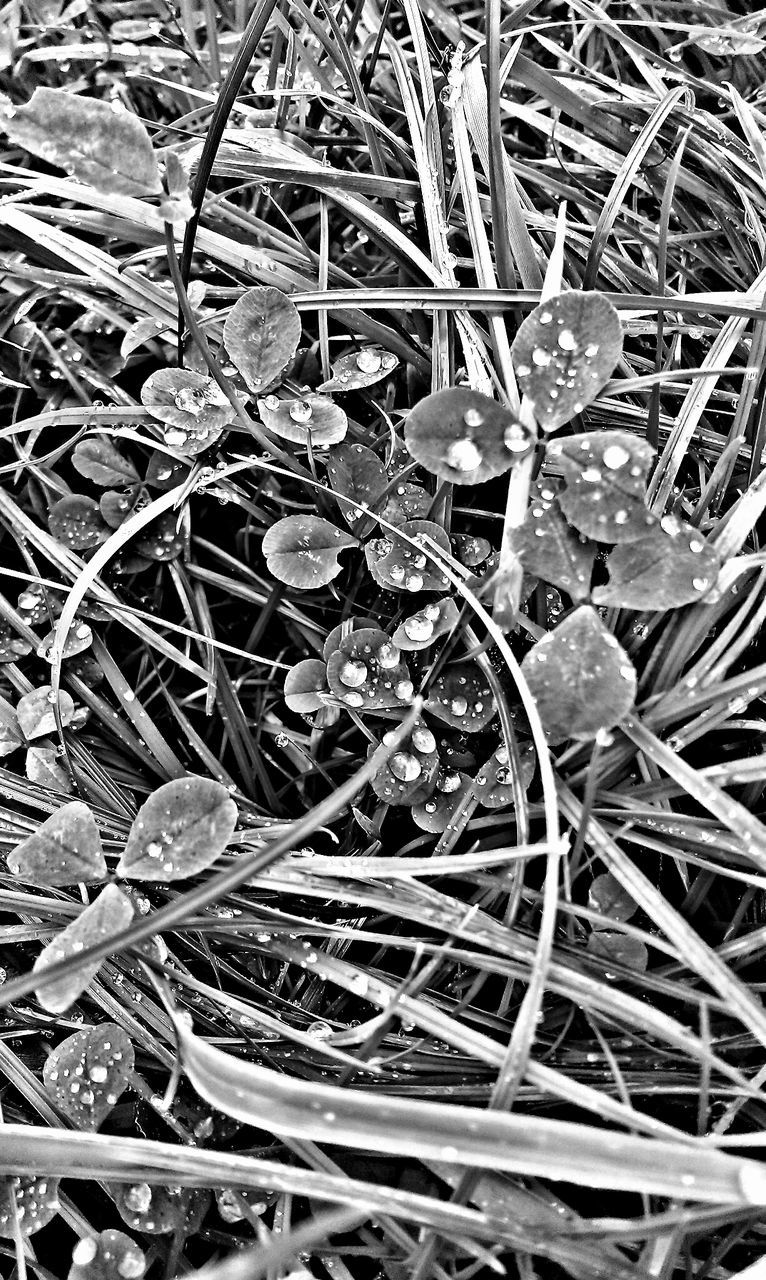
[390,752,422,782]
[395,679,414,700]
[88,1064,108,1083]
[412,727,436,754]
[124,1183,152,1214]
[164,429,188,448]
[557,329,577,351]
[339,659,367,688]
[72,1239,98,1267]
[404,614,434,642]
[584,343,599,357]
[289,400,313,423]
[344,692,364,707]
[463,407,484,428]
[692,577,710,592]
[174,386,207,416]
[377,642,401,668]
[602,444,630,470]
[356,349,382,374]
[405,573,424,592]
[446,438,482,471]
[504,422,529,453]
[450,696,468,716]
[532,347,552,367]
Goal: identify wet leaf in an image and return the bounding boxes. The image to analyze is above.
[17,686,75,740]
[72,439,140,488]
[326,627,413,711]
[44,1023,134,1130]
[284,659,329,714]
[257,393,347,447]
[33,884,134,1013]
[412,771,472,832]
[0,1175,61,1238]
[134,511,184,562]
[144,451,190,490]
[117,776,238,882]
[451,534,492,568]
[263,515,357,589]
[8,801,106,886]
[515,482,596,600]
[223,287,301,394]
[68,1229,146,1280]
[476,742,535,810]
[112,1184,210,1236]
[592,520,721,610]
[17,582,61,626]
[0,695,23,757]
[370,721,440,805]
[552,431,656,543]
[26,745,73,792]
[512,292,623,432]
[688,26,766,55]
[49,494,109,550]
[322,616,379,660]
[405,387,532,484]
[141,369,235,454]
[326,443,387,528]
[381,482,432,526]
[100,487,146,530]
[0,625,32,662]
[425,662,496,733]
[37,619,93,663]
[587,930,648,974]
[588,872,637,924]
[393,598,460,651]
[1,88,161,196]
[520,606,636,743]
[365,520,451,593]
[318,347,398,392]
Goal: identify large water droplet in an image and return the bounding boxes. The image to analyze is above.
[412,727,436,754]
[504,422,529,453]
[404,614,434,642]
[377,641,401,668]
[446,438,482,471]
[557,329,577,351]
[463,407,484,428]
[174,386,206,416]
[602,444,630,470]
[339,659,367,687]
[124,1183,152,1214]
[450,695,468,716]
[356,349,382,374]
[532,347,552,367]
[289,400,313,423]
[389,751,422,782]
[395,679,414,700]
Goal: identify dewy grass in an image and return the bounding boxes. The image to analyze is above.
[2,1,766,1278]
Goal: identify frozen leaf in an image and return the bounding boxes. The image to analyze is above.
[514,481,595,599]
[223,287,301,394]
[552,431,655,543]
[17,686,75,740]
[68,1229,146,1280]
[688,26,766,55]
[393,598,460,651]
[145,451,190,490]
[588,872,637,925]
[141,368,235,454]
[521,606,636,744]
[369,721,440,805]
[112,1184,210,1236]
[257,393,347,447]
[44,1023,134,1130]
[26,745,72,793]
[1,89,161,196]
[381,482,432,526]
[8,801,106,886]
[263,515,357,589]
[0,1175,60,1238]
[33,883,134,1013]
[405,387,532,484]
[318,347,398,392]
[322,616,379,660]
[37,620,93,663]
[512,292,623,432]
[587,930,648,974]
[476,741,535,810]
[284,659,329,714]
[72,439,140,488]
[412,771,472,832]
[326,627,413,712]
[49,494,109,550]
[425,663,496,733]
[117,776,238,882]
[592,520,721,610]
[365,520,451,593]
[326,443,388,528]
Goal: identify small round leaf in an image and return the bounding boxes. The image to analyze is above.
[257,394,347,446]
[44,1023,134,1130]
[552,431,655,543]
[326,627,413,712]
[425,663,496,733]
[8,801,106,886]
[515,482,595,600]
[263,515,357,589]
[405,387,532,484]
[141,368,235,454]
[17,686,75,740]
[318,348,398,392]
[284,659,329,714]
[365,520,451,593]
[592,520,720,610]
[326,443,387,528]
[0,1176,61,1238]
[223,287,301,394]
[72,439,140,488]
[117,776,238,882]
[49,495,109,550]
[68,1229,146,1280]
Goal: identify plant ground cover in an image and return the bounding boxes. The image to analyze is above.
[3,0,766,1277]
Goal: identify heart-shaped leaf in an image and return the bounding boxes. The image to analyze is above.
[72,439,140,488]
[257,394,347,446]
[476,742,536,810]
[425,663,496,733]
[26,745,73,793]
[112,1184,210,1236]
[100,487,146,530]
[326,444,387,528]
[370,722,440,805]
[512,292,623,432]
[141,369,235,454]
[145,451,191,490]
[515,482,595,600]
[318,348,398,392]
[405,387,532,484]
[365,520,451,593]
[68,1229,146,1280]
[8,801,106,886]
[284,659,329,714]
[393,598,460,651]
[117,776,238,882]
[592,520,720,610]
[263,515,357,589]
[587,930,648,974]
[520,606,636,744]
[49,495,109,550]
[412,770,472,832]
[551,431,656,543]
[588,872,637,925]
[17,686,75,740]
[33,884,134,1013]
[381,482,432,526]
[44,1022,134,1130]
[37,619,93,663]
[326,628,413,711]
[0,88,161,196]
[0,1175,61,1238]
[223,287,301,394]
